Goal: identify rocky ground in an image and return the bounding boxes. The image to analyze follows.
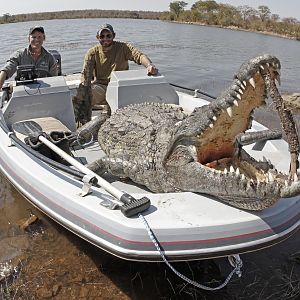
[283,93,300,114]
[0,200,299,300]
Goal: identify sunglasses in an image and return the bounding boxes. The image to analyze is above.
[99,33,113,39]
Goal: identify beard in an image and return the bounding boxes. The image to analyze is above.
[99,39,113,50]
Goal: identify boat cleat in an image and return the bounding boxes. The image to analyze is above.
[79,174,97,196]
[99,194,119,210]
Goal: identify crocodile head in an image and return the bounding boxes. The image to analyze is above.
[165,54,299,210]
[88,54,299,211]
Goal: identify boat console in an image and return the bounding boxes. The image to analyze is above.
[1,74,77,164]
[106,69,179,113]
[2,76,76,132]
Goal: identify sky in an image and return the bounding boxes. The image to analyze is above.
[0,0,299,20]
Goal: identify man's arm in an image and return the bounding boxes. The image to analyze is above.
[1,49,22,81]
[125,43,158,75]
[0,71,7,90]
[48,55,58,76]
[140,55,158,75]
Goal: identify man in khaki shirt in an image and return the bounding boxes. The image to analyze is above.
[80,23,158,115]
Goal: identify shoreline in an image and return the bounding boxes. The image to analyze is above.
[170,20,300,41]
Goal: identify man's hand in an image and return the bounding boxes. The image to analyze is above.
[146,63,158,76]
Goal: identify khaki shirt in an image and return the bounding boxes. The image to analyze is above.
[1,46,58,78]
[81,41,147,86]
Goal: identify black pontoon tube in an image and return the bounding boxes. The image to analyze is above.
[170,83,217,100]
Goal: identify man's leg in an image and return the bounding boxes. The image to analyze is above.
[91,83,111,115]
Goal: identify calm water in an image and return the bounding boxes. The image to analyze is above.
[0,19,299,299]
[0,18,300,95]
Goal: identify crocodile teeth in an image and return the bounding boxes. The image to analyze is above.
[224,168,228,175]
[226,107,233,117]
[246,182,253,191]
[235,168,240,175]
[212,116,217,121]
[294,174,298,182]
[233,100,239,106]
[249,77,256,88]
[260,65,265,70]
[236,93,241,100]
[285,180,288,187]
[209,123,214,128]
[268,172,274,182]
[241,174,245,180]
[238,89,243,94]
[239,82,246,90]
[266,63,270,67]
[243,80,247,87]
[230,166,235,173]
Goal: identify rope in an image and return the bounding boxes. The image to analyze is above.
[139,213,243,291]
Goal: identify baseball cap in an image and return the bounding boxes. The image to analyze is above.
[29,26,45,35]
[98,24,115,35]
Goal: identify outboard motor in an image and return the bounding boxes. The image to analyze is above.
[49,50,62,75]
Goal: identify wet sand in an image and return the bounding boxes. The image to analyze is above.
[0,101,299,299]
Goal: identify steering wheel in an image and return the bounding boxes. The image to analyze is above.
[35,69,52,78]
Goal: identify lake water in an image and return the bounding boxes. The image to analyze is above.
[0,18,299,299]
[1,18,300,95]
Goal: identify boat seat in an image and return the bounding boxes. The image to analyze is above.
[13,117,72,142]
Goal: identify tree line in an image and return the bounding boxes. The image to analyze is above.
[0,2,299,40]
[0,9,161,24]
[164,1,300,40]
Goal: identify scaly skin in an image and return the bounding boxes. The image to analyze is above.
[86,54,300,210]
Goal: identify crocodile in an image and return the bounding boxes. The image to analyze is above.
[85,54,299,210]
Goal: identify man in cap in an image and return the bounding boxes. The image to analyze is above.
[76,23,158,119]
[0,26,58,90]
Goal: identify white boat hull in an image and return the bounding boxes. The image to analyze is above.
[0,73,299,262]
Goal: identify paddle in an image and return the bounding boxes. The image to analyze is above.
[12,120,151,217]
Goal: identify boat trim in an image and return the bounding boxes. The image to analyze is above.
[0,151,299,261]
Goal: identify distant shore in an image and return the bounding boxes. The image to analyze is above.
[172,20,300,41]
[0,8,299,41]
